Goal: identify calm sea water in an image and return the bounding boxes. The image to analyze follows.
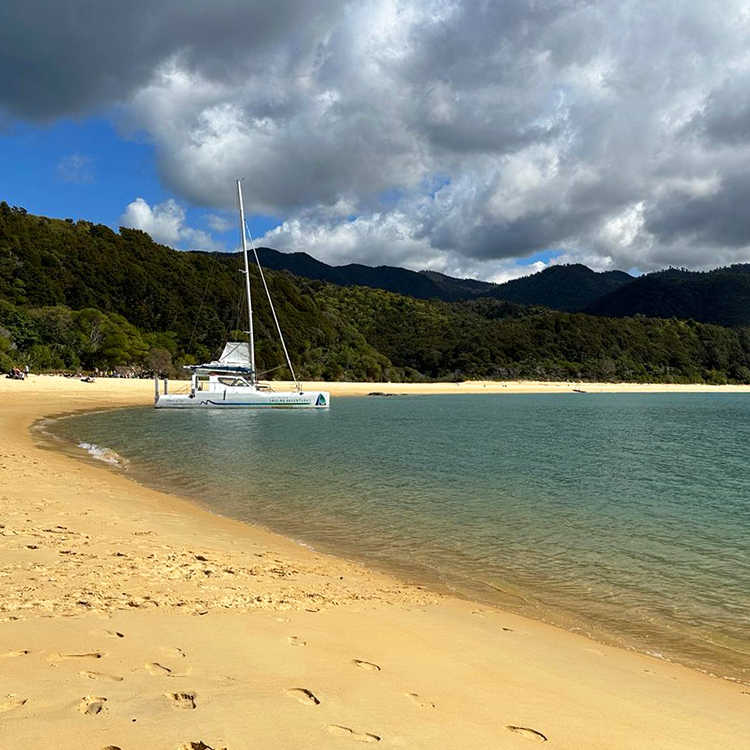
[48,394,750,682]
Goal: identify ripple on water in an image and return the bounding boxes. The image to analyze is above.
[77,442,128,467]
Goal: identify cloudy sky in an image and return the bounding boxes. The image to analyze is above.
[2,0,750,282]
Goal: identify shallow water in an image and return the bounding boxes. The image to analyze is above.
[49,393,750,682]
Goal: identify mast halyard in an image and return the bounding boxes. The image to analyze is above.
[236,180,256,383]
[244,226,302,392]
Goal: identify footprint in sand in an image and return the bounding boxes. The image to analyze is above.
[91,629,124,639]
[0,697,27,713]
[170,666,194,679]
[1,649,30,658]
[165,692,196,709]
[176,742,213,750]
[288,636,306,647]
[326,725,380,743]
[407,693,435,708]
[145,662,172,676]
[78,695,107,715]
[286,688,320,705]
[49,652,104,662]
[79,671,124,683]
[352,660,381,672]
[159,646,186,659]
[504,725,548,742]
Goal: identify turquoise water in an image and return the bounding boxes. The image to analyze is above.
[49,394,750,682]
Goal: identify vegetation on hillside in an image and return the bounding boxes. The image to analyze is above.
[314,284,750,383]
[2,201,750,384]
[586,266,750,327]
[482,264,632,311]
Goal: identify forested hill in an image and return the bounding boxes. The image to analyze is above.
[481,264,632,311]
[260,242,750,328]
[2,201,750,385]
[586,266,750,327]
[238,250,750,327]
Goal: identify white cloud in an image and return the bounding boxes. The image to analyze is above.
[258,205,545,283]
[205,213,233,233]
[120,197,224,251]
[260,210,432,266]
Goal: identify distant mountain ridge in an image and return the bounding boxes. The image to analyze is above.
[479,264,633,311]
[253,247,634,309]
[253,247,465,300]
[256,248,750,329]
[418,269,497,297]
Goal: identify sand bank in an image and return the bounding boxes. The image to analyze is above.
[0,376,748,749]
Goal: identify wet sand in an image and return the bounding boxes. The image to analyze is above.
[1,375,748,749]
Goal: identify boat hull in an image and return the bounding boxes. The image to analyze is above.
[154,390,330,409]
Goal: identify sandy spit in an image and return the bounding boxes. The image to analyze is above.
[0,375,747,750]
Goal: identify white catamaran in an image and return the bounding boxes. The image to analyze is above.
[154,182,330,409]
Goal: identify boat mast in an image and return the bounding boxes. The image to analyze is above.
[236,180,256,383]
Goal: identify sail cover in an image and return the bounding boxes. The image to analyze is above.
[186,341,254,374]
[218,342,251,367]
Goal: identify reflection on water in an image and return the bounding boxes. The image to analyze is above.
[50,393,750,683]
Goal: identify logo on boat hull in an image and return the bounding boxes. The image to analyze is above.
[316,394,327,407]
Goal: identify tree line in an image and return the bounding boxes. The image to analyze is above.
[2,201,750,384]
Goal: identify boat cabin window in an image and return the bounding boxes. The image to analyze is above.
[218,377,250,387]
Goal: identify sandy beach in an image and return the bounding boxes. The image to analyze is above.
[1,376,748,750]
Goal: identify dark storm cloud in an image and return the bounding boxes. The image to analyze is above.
[645,173,750,249]
[690,74,750,147]
[0,0,344,119]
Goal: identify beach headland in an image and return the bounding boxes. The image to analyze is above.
[1,376,748,750]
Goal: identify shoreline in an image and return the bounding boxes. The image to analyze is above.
[41,393,750,689]
[25,373,750,398]
[1,376,749,749]
[32,410,615,665]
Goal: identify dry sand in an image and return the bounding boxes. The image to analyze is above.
[1,375,748,750]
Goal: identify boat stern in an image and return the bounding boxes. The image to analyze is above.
[310,390,330,408]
